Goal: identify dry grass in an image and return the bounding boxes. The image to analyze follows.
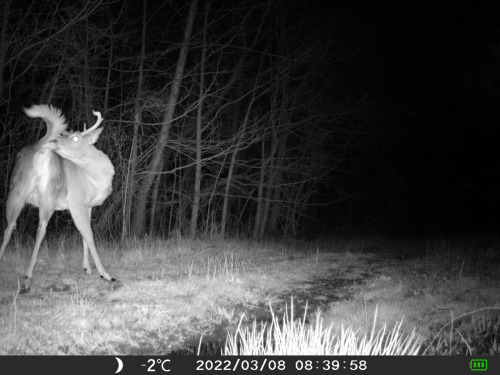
[0,233,498,355]
[224,302,422,355]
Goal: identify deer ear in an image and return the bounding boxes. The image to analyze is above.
[85,127,104,144]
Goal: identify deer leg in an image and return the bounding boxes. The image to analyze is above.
[82,207,92,275]
[70,204,115,282]
[0,193,25,262]
[82,240,92,275]
[0,223,16,262]
[22,208,52,294]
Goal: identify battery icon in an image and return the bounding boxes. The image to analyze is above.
[469,359,487,371]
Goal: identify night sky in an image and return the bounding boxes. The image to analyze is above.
[317,2,500,235]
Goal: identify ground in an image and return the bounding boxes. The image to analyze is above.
[0,234,499,354]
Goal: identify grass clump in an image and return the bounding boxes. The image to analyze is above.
[224,300,422,355]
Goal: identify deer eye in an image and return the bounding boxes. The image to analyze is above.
[72,136,79,142]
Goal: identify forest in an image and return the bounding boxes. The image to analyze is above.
[1,0,499,240]
[0,0,378,240]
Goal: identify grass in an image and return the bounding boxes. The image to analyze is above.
[224,301,422,355]
[0,233,498,355]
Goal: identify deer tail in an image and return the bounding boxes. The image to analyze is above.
[24,104,68,143]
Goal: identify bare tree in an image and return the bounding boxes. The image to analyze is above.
[131,0,198,236]
[122,0,147,238]
[189,2,208,237]
[0,0,369,241]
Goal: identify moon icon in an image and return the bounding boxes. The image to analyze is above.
[115,357,124,373]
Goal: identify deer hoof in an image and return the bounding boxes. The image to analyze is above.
[99,275,117,283]
[20,278,31,294]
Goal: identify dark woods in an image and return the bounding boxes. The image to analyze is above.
[1,0,498,239]
[0,0,366,240]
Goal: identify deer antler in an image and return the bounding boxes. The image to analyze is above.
[82,110,103,135]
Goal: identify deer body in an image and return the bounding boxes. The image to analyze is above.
[0,105,116,293]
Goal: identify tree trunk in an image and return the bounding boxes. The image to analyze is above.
[267,7,290,236]
[268,133,287,234]
[123,0,147,238]
[0,0,12,102]
[221,131,243,236]
[221,107,252,236]
[260,163,273,238]
[103,35,113,114]
[0,0,11,100]
[149,173,160,234]
[253,140,266,239]
[131,0,198,236]
[189,3,207,237]
[84,21,92,124]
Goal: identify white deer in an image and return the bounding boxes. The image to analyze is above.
[0,105,116,293]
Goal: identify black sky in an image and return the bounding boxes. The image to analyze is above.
[314,2,500,234]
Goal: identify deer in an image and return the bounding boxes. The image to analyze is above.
[0,105,117,293]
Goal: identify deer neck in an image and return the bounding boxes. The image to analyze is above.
[78,152,115,191]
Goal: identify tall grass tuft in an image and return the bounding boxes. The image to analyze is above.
[224,301,421,355]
